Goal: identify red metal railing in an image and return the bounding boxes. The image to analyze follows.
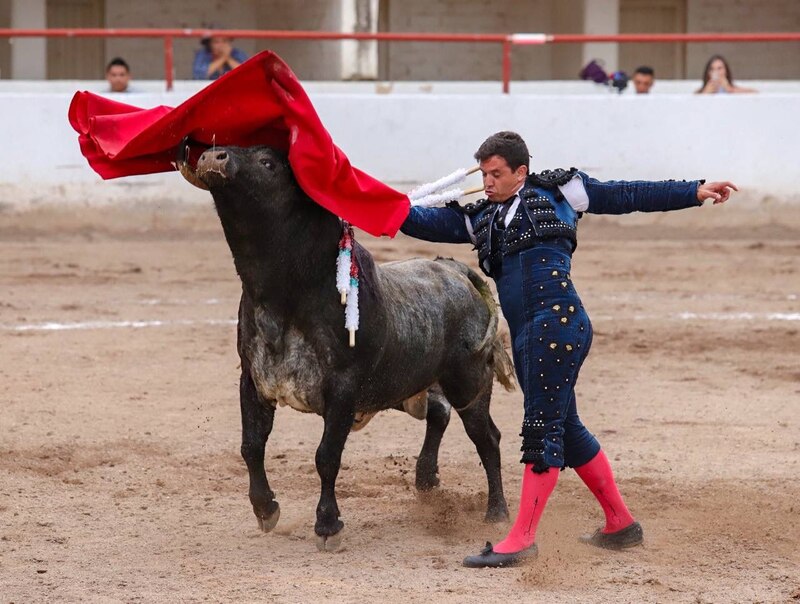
[1,28,799,93]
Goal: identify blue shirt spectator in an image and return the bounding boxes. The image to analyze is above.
[192,36,248,80]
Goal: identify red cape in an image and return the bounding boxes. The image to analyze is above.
[68,51,410,237]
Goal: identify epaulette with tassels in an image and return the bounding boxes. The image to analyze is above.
[528,167,579,189]
[446,198,491,217]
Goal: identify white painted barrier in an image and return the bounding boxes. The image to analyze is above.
[0,82,797,208]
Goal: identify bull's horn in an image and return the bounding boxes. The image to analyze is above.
[176,137,209,191]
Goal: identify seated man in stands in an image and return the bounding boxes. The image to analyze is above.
[192,34,248,80]
[632,66,655,94]
[105,57,132,93]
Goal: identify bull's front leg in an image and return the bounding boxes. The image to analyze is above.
[314,402,354,552]
[240,369,280,533]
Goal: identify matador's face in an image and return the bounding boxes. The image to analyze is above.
[479,155,527,203]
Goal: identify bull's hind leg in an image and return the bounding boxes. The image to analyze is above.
[449,385,509,523]
[415,388,451,492]
[314,403,354,552]
[240,369,281,533]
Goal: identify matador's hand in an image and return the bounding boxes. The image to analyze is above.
[697,181,738,204]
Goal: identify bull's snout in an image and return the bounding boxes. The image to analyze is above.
[196,150,232,185]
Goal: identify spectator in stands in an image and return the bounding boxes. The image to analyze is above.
[697,55,756,94]
[192,34,248,80]
[632,66,655,94]
[105,57,131,93]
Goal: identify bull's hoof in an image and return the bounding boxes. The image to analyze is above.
[254,501,281,533]
[415,474,440,492]
[315,529,345,552]
[485,503,510,523]
[415,459,441,492]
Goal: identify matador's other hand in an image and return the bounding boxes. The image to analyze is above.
[697,181,738,204]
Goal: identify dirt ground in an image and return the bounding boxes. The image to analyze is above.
[1,203,798,604]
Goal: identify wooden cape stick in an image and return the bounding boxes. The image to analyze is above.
[464,166,483,195]
[463,185,485,195]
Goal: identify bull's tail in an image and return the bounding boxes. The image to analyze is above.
[490,331,516,392]
[436,257,516,392]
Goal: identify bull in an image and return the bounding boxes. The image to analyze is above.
[178,144,514,551]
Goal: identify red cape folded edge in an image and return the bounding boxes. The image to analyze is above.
[68,51,410,237]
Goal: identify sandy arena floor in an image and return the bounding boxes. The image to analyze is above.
[1,204,798,603]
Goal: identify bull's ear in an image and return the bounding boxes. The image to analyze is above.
[175,137,209,191]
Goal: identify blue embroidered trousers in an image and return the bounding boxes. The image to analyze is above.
[494,246,601,472]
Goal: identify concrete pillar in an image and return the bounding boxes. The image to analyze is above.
[10,0,46,79]
[340,0,378,80]
[582,0,619,73]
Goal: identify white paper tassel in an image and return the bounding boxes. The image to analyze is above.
[408,168,469,200]
[336,248,351,304]
[345,277,359,347]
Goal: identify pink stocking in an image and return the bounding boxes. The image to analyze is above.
[574,450,635,533]
[493,465,559,554]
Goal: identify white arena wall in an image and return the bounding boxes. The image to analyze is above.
[0,81,798,211]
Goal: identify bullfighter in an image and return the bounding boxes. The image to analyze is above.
[400,131,737,568]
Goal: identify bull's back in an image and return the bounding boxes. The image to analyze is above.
[373,257,492,365]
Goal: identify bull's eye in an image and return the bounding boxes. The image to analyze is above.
[259,158,273,169]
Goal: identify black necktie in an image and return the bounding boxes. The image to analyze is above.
[496,195,517,229]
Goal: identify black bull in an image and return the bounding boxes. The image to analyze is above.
[178,144,515,551]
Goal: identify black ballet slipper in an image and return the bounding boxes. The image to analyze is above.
[462,541,539,568]
[579,521,644,550]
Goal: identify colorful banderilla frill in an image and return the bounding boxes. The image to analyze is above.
[336,222,359,347]
[345,258,359,348]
